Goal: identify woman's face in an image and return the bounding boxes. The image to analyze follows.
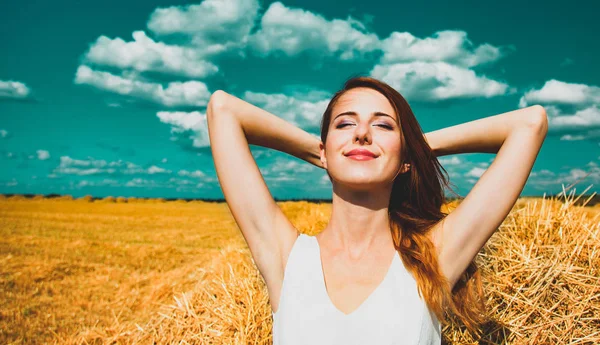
[320,87,407,191]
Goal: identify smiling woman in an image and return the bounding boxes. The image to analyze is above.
[206,76,547,344]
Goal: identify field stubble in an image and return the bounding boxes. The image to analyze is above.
[0,190,598,344]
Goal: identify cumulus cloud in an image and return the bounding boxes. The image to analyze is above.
[0,129,8,138]
[147,165,169,174]
[36,150,50,160]
[465,167,486,178]
[178,169,206,178]
[245,4,512,101]
[256,154,326,189]
[249,2,380,60]
[147,0,259,48]
[83,31,220,78]
[156,111,209,147]
[74,0,513,109]
[75,65,211,107]
[0,178,18,187]
[76,179,120,188]
[243,90,330,131]
[519,80,600,144]
[527,163,600,190]
[371,61,511,102]
[53,156,172,176]
[124,177,205,189]
[73,175,209,190]
[380,30,510,68]
[0,80,32,100]
[519,79,600,107]
[439,156,461,165]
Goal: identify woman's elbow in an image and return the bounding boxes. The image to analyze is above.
[207,90,230,116]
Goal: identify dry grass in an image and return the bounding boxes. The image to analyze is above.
[1,189,599,344]
[0,197,244,344]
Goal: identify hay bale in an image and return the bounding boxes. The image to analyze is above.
[94,196,115,203]
[78,195,93,202]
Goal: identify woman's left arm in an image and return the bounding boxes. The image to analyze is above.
[423,105,549,289]
[424,105,547,157]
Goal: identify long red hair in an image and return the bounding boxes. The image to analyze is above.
[319,76,486,333]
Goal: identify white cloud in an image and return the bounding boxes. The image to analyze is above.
[0,178,18,187]
[77,179,120,188]
[257,155,324,188]
[147,0,259,48]
[84,31,220,78]
[439,156,461,165]
[519,80,600,143]
[527,164,600,190]
[178,169,206,178]
[519,79,600,107]
[53,156,171,176]
[264,157,317,176]
[371,61,511,101]
[380,30,508,67]
[123,177,206,189]
[147,165,170,174]
[0,129,8,138]
[249,2,380,60]
[73,1,514,111]
[529,169,556,177]
[74,65,211,107]
[156,110,209,147]
[0,80,31,99]
[465,167,486,178]
[125,178,156,187]
[243,90,330,130]
[36,150,50,160]
[549,106,600,131]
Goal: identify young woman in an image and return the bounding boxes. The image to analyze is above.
[206,77,547,344]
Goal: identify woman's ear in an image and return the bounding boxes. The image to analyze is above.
[319,141,327,169]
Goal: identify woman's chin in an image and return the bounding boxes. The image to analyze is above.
[332,177,390,191]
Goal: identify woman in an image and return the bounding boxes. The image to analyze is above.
[206,77,548,344]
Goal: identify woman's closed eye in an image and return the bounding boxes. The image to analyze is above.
[336,122,393,130]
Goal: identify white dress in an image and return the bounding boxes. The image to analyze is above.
[272,233,442,345]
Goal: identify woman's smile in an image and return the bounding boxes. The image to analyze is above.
[346,154,377,161]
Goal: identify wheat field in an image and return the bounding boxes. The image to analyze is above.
[0,190,598,344]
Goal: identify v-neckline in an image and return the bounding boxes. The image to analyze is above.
[313,235,398,317]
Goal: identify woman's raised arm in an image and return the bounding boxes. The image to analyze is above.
[206,90,322,305]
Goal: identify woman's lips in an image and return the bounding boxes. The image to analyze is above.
[347,154,376,161]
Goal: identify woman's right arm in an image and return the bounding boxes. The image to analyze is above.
[206,90,322,292]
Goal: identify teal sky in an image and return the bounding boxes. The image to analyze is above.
[1,0,599,200]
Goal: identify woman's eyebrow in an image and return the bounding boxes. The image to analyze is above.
[333,111,396,121]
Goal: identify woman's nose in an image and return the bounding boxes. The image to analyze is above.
[353,122,372,144]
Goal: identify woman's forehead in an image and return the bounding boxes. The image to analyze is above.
[334,88,397,119]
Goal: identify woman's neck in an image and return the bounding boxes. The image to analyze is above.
[319,184,394,260]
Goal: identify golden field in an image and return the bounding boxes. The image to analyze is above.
[0,191,599,344]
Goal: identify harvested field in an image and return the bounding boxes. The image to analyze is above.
[0,189,598,344]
